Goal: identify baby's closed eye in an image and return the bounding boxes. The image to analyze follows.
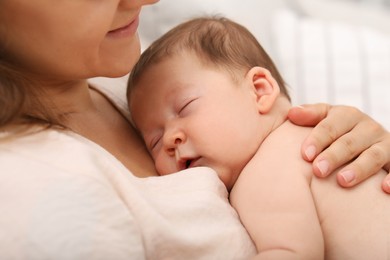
[149,135,162,151]
[178,98,198,116]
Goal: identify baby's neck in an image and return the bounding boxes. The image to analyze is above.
[265,96,292,133]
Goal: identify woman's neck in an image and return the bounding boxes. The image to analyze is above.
[39,79,96,117]
[38,78,158,177]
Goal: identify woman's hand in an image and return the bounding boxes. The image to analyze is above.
[288,103,390,193]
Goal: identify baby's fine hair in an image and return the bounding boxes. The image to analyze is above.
[128,16,290,100]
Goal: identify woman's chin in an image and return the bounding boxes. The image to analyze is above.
[97,51,140,78]
[102,67,132,78]
[97,36,141,78]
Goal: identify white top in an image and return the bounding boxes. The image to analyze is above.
[0,80,256,260]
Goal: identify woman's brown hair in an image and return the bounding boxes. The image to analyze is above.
[0,56,61,134]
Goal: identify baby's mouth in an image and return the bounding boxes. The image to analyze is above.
[184,157,201,170]
[185,159,192,169]
[177,157,197,171]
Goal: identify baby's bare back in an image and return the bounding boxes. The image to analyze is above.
[270,122,389,258]
[235,121,389,259]
[311,168,389,259]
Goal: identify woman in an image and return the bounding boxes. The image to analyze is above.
[0,0,389,259]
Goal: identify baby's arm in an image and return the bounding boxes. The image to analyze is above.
[230,124,324,259]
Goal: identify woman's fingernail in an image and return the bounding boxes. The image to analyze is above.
[316,160,329,177]
[340,170,356,184]
[305,145,316,161]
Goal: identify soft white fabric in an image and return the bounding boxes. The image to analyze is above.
[0,83,256,259]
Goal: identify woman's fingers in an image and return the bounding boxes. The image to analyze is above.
[288,103,390,192]
[333,141,389,187]
[310,115,384,176]
[382,170,390,193]
[289,104,361,162]
[287,103,330,128]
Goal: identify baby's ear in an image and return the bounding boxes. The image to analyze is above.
[246,67,280,114]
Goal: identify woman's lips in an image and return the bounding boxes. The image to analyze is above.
[107,16,139,38]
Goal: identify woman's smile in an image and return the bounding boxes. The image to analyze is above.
[107,15,140,39]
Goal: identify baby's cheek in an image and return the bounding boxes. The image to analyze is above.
[155,154,177,176]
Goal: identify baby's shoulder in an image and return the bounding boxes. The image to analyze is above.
[257,121,314,179]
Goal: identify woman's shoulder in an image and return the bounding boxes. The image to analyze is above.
[0,129,146,259]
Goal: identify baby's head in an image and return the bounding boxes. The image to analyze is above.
[127,16,290,190]
[129,16,289,98]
